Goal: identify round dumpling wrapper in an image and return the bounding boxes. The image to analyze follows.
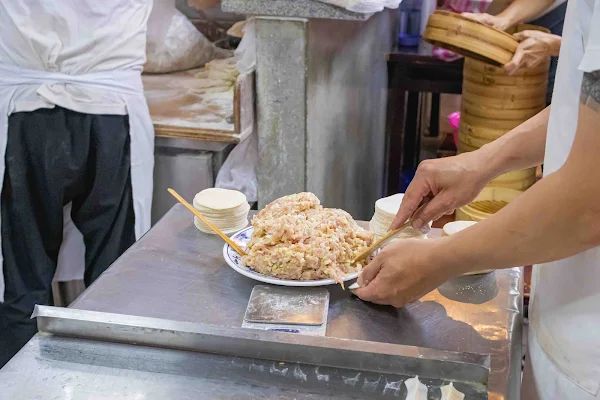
[193,188,247,210]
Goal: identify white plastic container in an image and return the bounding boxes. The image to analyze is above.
[442,220,493,275]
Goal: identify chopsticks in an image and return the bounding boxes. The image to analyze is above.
[352,220,411,264]
[167,188,247,256]
[352,199,431,265]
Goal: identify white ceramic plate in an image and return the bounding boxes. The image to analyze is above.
[222,227,359,287]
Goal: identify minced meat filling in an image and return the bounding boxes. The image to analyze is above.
[243,193,374,282]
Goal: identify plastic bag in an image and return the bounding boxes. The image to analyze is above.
[144,0,231,73]
[213,20,257,202]
[234,19,256,74]
[215,130,258,203]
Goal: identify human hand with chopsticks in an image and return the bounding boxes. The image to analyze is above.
[390,152,492,231]
[351,239,452,307]
[393,104,551,231]
[355,98,553,307]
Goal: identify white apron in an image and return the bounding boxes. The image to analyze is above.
[527,0,600,398]
[0,1,154,302]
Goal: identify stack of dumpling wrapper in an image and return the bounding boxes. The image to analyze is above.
[193,188,250,234]
[369,193,429,240]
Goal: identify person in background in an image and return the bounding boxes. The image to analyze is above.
[464,0,567,102]
[354,1,600,398]
[0,1,154,367]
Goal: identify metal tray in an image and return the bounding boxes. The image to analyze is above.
[24,305,491,399]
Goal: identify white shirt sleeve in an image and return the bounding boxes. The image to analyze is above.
[578,0,600,72]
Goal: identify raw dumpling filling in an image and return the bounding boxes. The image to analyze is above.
[243,193,374,282]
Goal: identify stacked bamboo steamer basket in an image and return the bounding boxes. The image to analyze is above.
[424,12,549,219]
[459,64,546,190]
[459,56,548,191]
[424,10,519,66]
[455,186,522,222]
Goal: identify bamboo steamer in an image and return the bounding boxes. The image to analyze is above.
[463,79,548,100]
[460,121,507,141]
[460,91,546,111]
[462,100,541,120]
[458,138,478,153]
[461,110,523,130]
[459,125,538,190]
[488,177,536,191]
[464,57,549,77]
[489,168,537,191]
[509,23,551,35]
[424,26,515,65]
[423,11,518,65]
[463,69,548,86]
[494,168,536,182]
[424,13,548,192]
[459,128,493,149]
[456,187,522,222]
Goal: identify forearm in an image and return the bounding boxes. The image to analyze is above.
[440,96,600,274]
[496,0,555,28]
[439,165,600,274]
[473,106,549,181]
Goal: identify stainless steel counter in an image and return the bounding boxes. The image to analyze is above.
[0,205,522,399]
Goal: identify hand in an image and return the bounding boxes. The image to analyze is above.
[505,30,561,75]
[352,239,454,308]
[461,12,512,31]
[391,151,491,230]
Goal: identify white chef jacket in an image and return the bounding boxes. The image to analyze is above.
[529,0,600,397]
[0,1,155,300]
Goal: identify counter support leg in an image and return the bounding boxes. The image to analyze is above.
[255,18,308,208]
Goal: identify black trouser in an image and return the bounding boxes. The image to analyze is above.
[0,107,136,367]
